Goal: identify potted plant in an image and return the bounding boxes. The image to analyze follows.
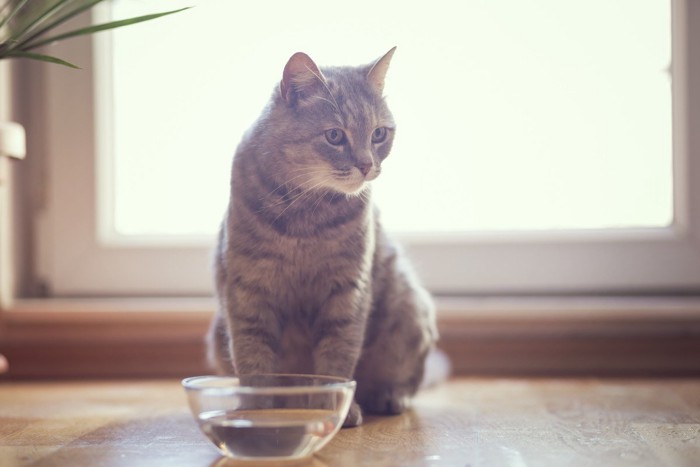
[0,0,187,158]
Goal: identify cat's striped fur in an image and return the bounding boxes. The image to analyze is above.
[207,49,438,426]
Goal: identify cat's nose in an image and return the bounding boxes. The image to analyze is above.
[357,162,373,176]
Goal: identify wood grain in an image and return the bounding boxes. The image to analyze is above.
[1,378,698,466]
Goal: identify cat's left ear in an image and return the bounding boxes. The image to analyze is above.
[281,52,327,104]
[367,46,397,94]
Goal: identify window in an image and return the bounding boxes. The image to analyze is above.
[35,0,700,296]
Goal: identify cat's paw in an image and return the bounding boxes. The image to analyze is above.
[342,401,363,427]
[360,390,410,415]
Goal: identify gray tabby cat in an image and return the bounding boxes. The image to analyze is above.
[207,48,438,427]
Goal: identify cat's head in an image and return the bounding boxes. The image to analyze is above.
[270,48,397,196]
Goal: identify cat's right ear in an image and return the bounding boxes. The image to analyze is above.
[280,52,327,105]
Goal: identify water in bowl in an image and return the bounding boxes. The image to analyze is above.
[198,409,341,460]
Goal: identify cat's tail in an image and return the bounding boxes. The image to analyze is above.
[421,347,452,389]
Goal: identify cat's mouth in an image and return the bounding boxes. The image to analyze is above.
[331,167,379,194]
[364,167,381,182]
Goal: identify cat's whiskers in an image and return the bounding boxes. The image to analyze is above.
[261,169,331,209]
[262,184,317,212]
[304,64,342,115]
[265,170,323,195]
[271,177,331,224]
[328,191,339,205]
[310,182,338,217]
[279,166,331,182]
[344,185,371,203]
[357,188,371,204]
[310,96,343,115]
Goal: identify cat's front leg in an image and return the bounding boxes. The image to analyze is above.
[228,288,281,375]
[312,288,370,427]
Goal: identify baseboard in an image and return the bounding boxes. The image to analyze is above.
[1,296,699,379]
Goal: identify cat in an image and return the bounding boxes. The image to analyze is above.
[207,48,439,427]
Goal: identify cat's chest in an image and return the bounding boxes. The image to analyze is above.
[229,196,375,302]
[271,233,374,301]
[280,236,363,277]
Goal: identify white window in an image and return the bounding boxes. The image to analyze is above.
[35,0,700,296]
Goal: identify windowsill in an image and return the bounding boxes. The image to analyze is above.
[1,295,700,379]
[7,294,700,318]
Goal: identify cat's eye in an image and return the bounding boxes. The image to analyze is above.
[372,127,388,143]
[325,128,346,146]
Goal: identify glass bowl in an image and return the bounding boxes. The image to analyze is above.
[182,374,356,461]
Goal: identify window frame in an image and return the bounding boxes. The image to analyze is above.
[33,0,700,297]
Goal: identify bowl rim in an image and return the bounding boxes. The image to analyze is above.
[181,373,357,395]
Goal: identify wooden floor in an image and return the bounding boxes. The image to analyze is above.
[1,378,699,467]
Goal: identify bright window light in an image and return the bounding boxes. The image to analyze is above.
[107,0,672,237]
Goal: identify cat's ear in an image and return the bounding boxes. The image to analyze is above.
[280,52,327,104]
[367,46,397,94]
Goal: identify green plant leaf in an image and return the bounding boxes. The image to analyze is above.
[6,50,80,68]
[0,0,31,32]
[9,0,103,52]
[23,6,190,51]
